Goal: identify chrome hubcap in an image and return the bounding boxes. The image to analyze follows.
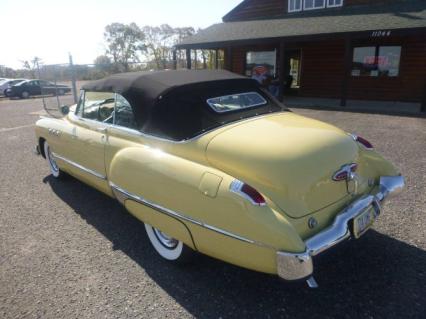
[153,228,178,249]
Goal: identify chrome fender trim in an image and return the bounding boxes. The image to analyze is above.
[52,153,107,180]
[109,182,276,249]
[277,175,405,281]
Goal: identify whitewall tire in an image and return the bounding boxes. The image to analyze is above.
[44,142,64,179]
[144,223,192,262]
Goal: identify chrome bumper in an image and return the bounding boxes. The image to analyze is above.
[277,175,405,281]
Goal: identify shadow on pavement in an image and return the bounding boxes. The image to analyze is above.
[44,175,426,319]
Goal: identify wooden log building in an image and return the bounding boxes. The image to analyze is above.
[175,0,426,112]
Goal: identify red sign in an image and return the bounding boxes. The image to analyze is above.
[363,56,389,66]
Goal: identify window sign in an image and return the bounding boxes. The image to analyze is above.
[246,51,277,84]
[352,46,401,77]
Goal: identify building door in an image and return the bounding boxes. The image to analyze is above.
[284,50,302,95]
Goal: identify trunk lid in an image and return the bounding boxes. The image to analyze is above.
[206,112,359,218]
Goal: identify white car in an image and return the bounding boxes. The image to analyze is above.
[0,79,26,96]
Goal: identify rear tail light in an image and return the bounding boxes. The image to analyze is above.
[230,180,266,206]
[333,163,358,181]
[351,134,374,150]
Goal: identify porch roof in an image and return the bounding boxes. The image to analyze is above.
[176,1,426,49]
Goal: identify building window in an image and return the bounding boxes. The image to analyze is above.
[327,0,343,7]
[351,46,401,77]
[304,0,326,10]
[288,0,303,12]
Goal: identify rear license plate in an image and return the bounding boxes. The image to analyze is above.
[353,206,376,239]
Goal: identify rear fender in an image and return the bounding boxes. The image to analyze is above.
[108,146,305,257]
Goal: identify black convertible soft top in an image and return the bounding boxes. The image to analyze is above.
[82,70,254,106]
[82,70,283,141]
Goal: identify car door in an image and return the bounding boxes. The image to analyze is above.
[65,91,115,195]
[25,80,41,96]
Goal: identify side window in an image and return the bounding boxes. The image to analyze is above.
[114,94,137,129]
[81,91,115,122]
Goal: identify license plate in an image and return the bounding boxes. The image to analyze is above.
[353,206,376,239]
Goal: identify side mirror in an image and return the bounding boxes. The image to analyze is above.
[60,105,69,115]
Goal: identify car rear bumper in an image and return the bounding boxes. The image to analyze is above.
[276,175,405,281]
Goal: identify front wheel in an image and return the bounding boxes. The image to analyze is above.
[44,142,65,179]
[144,224,193,262]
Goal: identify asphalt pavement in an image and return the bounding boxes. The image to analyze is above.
[0,95,425,319]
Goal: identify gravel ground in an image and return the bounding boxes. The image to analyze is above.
[0,96,425,319]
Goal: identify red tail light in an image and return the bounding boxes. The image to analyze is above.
[352,134,374,150]
[333,163,358,181]
[230,180,266,206]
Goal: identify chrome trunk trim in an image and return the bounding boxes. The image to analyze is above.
[51,153,107,180]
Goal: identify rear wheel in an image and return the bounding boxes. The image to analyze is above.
[44,141,64,179]
[144,224,193,262]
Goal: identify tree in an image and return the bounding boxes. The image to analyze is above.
[104,23,145,72]
[21,56,42,78]
[94,55,112,72]
[142,24,176,70]
[174,27,196,68]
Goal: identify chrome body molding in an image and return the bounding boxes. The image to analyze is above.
[51,153,107,180]
[277,175,405,281]
[109,182,276,249]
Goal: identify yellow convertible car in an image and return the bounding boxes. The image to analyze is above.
[34,70,404,288]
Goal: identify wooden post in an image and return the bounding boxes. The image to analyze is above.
[340,37,352,107]
[172,50,177,70]
[278,42,286,102]
[215,49,219,69]
[186,49,191,70]
[225,47,233,71]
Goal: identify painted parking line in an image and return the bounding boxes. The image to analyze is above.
[0,124,35,133]
[29,110,47,116]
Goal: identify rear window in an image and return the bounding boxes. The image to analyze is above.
[207,92,267,113]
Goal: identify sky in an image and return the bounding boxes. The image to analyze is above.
[0,0,241,69]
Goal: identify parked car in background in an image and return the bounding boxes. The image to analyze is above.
[34,70,404,288]
[6,79,71,98]
[0,79,26,96]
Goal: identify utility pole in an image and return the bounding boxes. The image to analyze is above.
[69,53,78,104]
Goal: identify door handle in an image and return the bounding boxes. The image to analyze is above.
[96,127,107,133]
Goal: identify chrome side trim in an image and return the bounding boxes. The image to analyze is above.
[109,182,276,249]
[52,153,107,180]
